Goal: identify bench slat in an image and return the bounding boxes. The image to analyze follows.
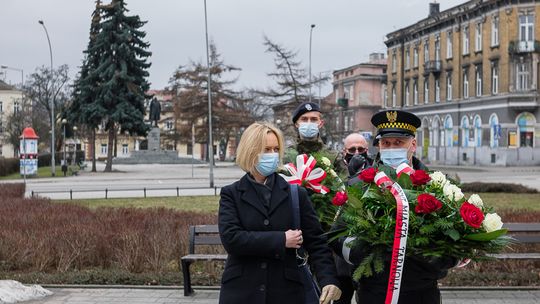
[487,253,540,259]
[504,223,540,232]
[193,235,222,245]
[182,254,227,261]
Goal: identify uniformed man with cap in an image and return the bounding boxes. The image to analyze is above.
[284,101,338,163]
[332,109,457,304]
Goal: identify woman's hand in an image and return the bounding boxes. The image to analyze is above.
[319,284,341,304]
[285,229,303,248]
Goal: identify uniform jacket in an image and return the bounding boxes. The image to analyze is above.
[218,173,339,304]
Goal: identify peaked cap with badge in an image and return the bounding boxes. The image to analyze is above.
[292,102,321,124]
[371,110,421,144]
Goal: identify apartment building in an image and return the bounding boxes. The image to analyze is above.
[385,1,540,166]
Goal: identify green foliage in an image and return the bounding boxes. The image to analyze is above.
[340,164,511,280]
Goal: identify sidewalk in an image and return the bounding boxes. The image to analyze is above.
[21,286,540,304]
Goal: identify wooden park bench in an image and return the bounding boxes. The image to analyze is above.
[487,222,540,260]
[181,224,227,296]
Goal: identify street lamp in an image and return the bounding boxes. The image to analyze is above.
[203,0,215,188]
[62,119,67,167]
[308,24,316,103]
[38,19,55,177]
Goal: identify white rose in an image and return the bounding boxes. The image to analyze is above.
[429,171,447,186]
[321,157,331,167]
[443,183,464,201]
[483,213,503,232]
[468,194,484,208]
[329,169,338,178]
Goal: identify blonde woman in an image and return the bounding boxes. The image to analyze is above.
[218,122,341,304]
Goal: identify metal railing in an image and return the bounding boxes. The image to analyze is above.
[31,186,222,200]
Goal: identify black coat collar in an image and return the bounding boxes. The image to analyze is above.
[237,173,290,217]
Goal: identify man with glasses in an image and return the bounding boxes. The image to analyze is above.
[341,133,373,178]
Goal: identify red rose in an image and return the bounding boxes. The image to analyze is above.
[332,191,348,206]
[415,193,442,214]
[460,202,485,228]
[358,167,377,183]
[410,170,431,186]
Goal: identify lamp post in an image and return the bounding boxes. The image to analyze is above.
[62,119,67,166]
[72,126,78,165]
[204,0,215,188]
[38,19,55,176]
[308,24,316,103]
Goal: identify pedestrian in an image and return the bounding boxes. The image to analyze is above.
[331,110,457,304]
[218,122,342,304]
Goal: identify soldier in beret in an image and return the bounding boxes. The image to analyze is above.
[332,109,457,304]
[283,101,337,163]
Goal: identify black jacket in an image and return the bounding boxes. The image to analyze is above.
[218,173,339,304]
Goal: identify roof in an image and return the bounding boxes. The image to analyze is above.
[0,79,15,90]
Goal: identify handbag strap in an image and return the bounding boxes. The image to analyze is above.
[290,184,300,230]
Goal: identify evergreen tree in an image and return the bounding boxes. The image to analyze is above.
[93,0,151,172]
[71,0,105,172]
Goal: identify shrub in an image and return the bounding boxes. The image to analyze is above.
[0,196,216,275]
[460,182,538,193]
[0,183,25,198]
[0,157,20,177]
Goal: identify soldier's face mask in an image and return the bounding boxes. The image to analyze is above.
[380,141,413,168]
[298,122,319,139]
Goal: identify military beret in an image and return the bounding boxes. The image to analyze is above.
[292,102,321,124]
[371,110,421,143]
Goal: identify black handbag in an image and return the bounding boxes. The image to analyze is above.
[290,184,321,304]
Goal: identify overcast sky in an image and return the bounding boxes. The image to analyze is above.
[1,0,464,95]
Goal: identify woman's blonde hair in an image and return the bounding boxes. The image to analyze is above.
[236,122,284,173]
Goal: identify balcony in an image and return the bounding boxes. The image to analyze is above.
[424,60,442,74]
[508,40,540,53]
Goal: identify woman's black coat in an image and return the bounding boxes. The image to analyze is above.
[218,173,339,304]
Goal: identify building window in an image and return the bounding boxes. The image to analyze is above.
[0,101,3,113]
[100,144,108,155]
[489,113,500,148]
[491,16,499,46]
[446,72,453,101]
[461,116,470,147]
[519,14,534,44]
[424,78,429,104]
[463,26,470,55]
[392,53,397,73]
[413,47,419,68]
[475,23,483,52]
[405,82,410,106]
[517,112,535,147]
[122,144,129,155]
[392,86,396,107]
[14,101,20,114]
[463,68,469,98]
[382,84,387,107]
[424,40,429,63]
[413,80,418,105]
[475,65,483,97]
[446,31,453,58]
[444,115,454,147]
[435,37,441,61]
[473,115,482,147]
[516,63,529,91]
[405,48,410,70]
[435,78,440,102]
[491,62,499,94]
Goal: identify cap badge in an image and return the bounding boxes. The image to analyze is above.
[305,104,313,111]
[386,111,398,123]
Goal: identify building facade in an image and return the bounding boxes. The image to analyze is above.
[385,0,540,166]
[329,53,387,148]
[0,80,23,158]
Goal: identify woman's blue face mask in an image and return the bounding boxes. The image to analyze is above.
[255,152,279,176]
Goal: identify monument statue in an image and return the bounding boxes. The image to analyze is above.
[149,97,161,127]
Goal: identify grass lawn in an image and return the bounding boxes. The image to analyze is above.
[54,195,220,213]
[464,192,540,211]
[0,165,79,180]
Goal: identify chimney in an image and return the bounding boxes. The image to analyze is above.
[429,2,440,17]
